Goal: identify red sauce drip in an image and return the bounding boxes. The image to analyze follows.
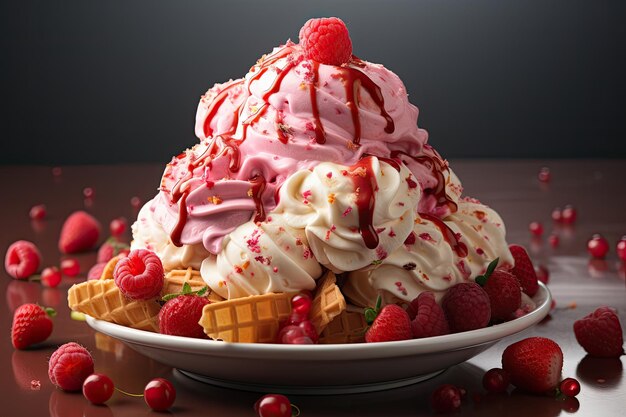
[390,150,458,213]
[202,80,244,138]
[170,192,188,247]
[349,157,379,249]
[309,61,326,144]
[249,175,267,222]
[419,212,468,258]
[341,65,395,145]
[375,156,402,172]
[275,111,289,144]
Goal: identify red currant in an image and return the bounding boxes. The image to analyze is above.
[83,187,95,199]
[110,217,127,237]
[61,258,80,277]
[548,233,560,248]
[561,205,577,225]
[29,204,47,220]
[41,267,62,288]
[482,368,510,393]
[538,167,551,183]
[254,394,292,417]
[616,236,626,261]
[559,377,581,397]
[144,378,176,411]
[82,373,114,405]
[551,207,563,223]
[431,384,462,413]
[536,265,550,284]
[291,293,312,316]
[529,221,544,237]
[52,167,62,177]
[587,234,609,259]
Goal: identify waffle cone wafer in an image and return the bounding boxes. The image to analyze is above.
[309,271,346,334]
[100,255,122,280]
[161,268,224,303]
[198,293,292,343]
[68,280,160,332]
[318,308,368,344]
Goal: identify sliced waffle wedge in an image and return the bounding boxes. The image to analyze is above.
[198,293,291,343]
[161,268,224,302]
[100,255,122,280]
[68,279,160,332]
[318,308,368,344]
[309,271,346,334]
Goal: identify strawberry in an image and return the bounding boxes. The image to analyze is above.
[159,283,210,338]
[407,292,450,338]
[365,297,412,343]
[59,211,101,254]
[441,282,491,333]
[11,303,56,349]
[97,238,130,263]
[5,240,42,280]
[573,306,624,358]
[509,244,539,296]
[476,258,522,321]
[298,17,352,66]
[502,337,563,394]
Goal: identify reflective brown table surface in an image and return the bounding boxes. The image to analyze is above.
[1,160,625,417]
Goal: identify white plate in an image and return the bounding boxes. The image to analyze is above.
[87,282,551,394]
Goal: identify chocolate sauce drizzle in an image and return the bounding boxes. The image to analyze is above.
[169,46,398,246]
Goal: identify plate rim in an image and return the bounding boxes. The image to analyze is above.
[86,282,551,361]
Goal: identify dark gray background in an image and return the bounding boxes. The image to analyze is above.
[1,0,625,165]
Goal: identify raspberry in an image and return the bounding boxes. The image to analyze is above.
[407,292,450,338]
[114,249,164,300]
[509,244,539,296]
[159,294,210,338]
[4,240,42,280]
[441,282,491,333]
[48,342,94,391]
[476,259,522,321]
[573,306,624,358]
[298,17,352,66]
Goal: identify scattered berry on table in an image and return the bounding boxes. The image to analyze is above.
[87,262,107,280]
[61,258,80,277]
[5,240,42,280]
[109,217,127,237]
[551,207,563,223]
[97,239,130,263]
[548,233,560,248]
[573,306,624,358]
[48,342,94,391]
[482,368,510,393]
[11,303,55,349]
[502,337,563,394]
[114,249,164,300]
[58,211,101,254]
[441,282,491,333]
[83,373,114,405]
[529,221,543,237]
[430,384,463,413]
[561,205,577,224]
[254,393,293,417]
[41,267,62,288]
[144,378,176,411]
[29,204,47,220]
[559,377,581,397]
[538,167,551,183]
[82,187,95,199]
[617,236,626,261]
[587,234,609,259]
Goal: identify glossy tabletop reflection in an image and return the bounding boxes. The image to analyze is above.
[1,160,625,417]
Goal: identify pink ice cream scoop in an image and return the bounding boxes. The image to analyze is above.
[152,31,458,254]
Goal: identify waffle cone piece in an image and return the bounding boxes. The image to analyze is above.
[198,293,292,343]
[100,255,124,280]
[68,280,160,332]
[162,268,224,303]
[309,271,346,334]
[318,308,368,344]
